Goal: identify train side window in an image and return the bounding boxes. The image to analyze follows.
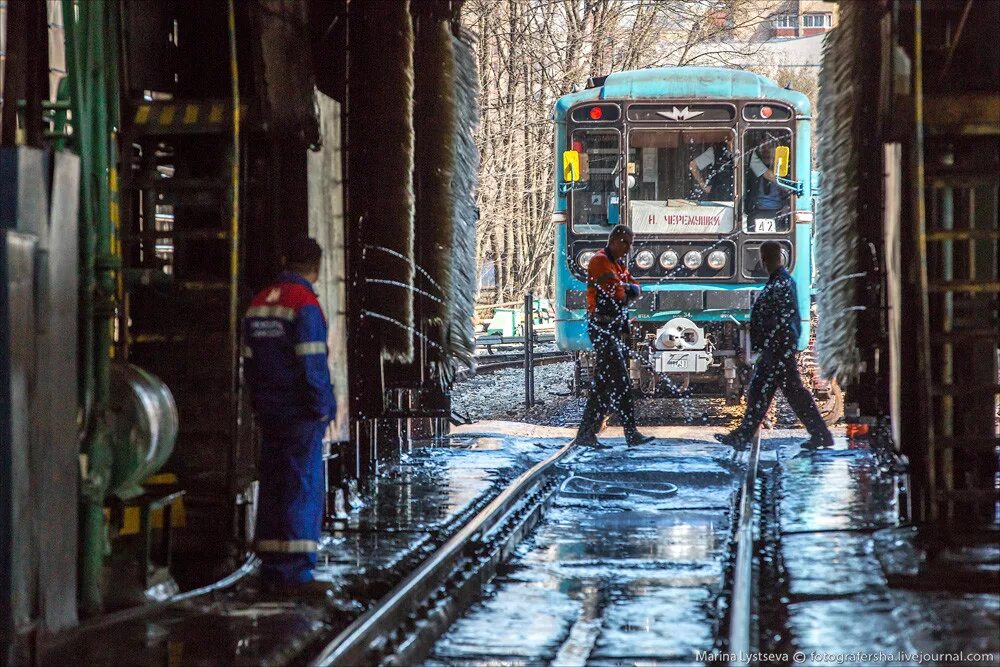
[569,129,621,235]
[743,128,793,233]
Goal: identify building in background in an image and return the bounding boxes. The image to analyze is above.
[769,0,838,39]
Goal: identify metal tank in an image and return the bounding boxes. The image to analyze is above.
[107,363,178,500]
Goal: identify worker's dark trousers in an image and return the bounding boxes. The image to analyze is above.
[733,350,831,442]
[577,322,638,437]
[256,418,327,585]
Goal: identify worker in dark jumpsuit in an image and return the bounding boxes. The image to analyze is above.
[716,241,834,450]
[575,225,655,448]
[243,236,336,595]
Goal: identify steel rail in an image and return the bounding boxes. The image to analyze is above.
[728,429,761,666]
[475,351,571,373]
[312,439,578,666]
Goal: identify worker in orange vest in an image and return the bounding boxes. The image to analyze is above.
[576,225,655,448]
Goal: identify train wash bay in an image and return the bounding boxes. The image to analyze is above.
[1,0,997,665]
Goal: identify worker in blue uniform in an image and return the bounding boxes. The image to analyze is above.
[715,240,833,451]
[243,236,336,595]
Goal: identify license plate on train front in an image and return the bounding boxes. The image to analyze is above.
[664,354,692,371]
[655,350,711,373]
[753,218,776,233]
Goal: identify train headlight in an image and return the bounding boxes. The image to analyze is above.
[707,250,727,270]
[634,250,655,270]
[659,250,679,270]
[683,250,703,270]
[578,250,595,268]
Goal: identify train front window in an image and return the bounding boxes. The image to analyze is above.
[743,128,793,233]
[569,129,621,235]
[627,129,736,234]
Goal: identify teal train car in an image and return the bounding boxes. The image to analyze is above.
[553,67,822,403]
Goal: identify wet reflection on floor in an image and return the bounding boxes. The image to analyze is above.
[42,602,330,666]
[42,434,564,667]
[775,437,1000,663]
[779,443,899,533]
[428,437,736,665]
[340,438,553,534]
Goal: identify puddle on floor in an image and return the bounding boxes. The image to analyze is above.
[429,441,735,665]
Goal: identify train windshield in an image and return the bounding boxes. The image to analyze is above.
[627,129,736,235]
[742,128,793,233]
[569,128,621,235]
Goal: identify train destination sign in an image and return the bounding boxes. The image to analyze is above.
[630,200,735,234]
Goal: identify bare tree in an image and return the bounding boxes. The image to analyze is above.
[465,0,779,304]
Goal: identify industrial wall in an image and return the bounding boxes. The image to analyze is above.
[1,146,80,661]
[815,0,999,532]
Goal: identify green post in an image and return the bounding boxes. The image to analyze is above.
[61,0,121,615]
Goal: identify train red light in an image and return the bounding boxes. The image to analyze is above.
[589,106,603,120]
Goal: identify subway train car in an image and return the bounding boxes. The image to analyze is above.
[553,67,840,420]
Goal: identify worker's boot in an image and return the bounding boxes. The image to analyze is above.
[576,409,611,449]
[714,431,750,451]
[800,433,835,450]
[575,430,611,449]
[625,429,655,446]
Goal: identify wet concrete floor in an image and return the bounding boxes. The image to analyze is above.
[41,423,999,665]
[42,431,566,666]
[773,438,1000,665]
[428,435,741,665]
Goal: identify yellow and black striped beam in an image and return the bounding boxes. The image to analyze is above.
[130,99,252,135]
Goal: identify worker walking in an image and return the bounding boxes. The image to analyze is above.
[576,225,655,448]
[243,236,336,595]
[716,240,833,450]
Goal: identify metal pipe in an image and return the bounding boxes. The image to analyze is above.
[937,0,973,84]
[61,0,102,616]
[225,0,241,497]
[0,2,7,131]
[60,0,97,615]
[61,0,122,615]
[61,0,93,430]
[728,428,761,665]
[92,0,115,411]
[23,0,46,148]
[941,187,955,520]
[913,0,937,521]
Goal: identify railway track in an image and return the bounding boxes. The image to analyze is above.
[312,432,762,666]
[473,351,572,373]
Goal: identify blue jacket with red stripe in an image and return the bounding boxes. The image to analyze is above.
[243,272,335,422]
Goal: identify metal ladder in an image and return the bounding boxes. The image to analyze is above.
[116,0,249,557]
[914,24,1000,533]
